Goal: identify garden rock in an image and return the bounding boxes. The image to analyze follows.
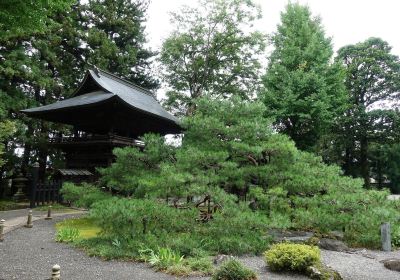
[307,264,343,280]
[381,259,400,272]
[327,231,344,241]
[213,254,234,265]
[268,229,314,244]
[318,238,349,252]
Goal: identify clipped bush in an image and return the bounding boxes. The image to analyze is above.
[212,259,257,280]
[264,243,320,272]
[60,182,111,208]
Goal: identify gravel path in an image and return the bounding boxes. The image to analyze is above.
[0,213,399,279]
[322,249,400,280]
[0,215,308,280]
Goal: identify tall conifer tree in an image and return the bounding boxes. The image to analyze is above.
[262,3,346,152]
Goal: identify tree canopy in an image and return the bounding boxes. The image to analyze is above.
[335,37,400,187]
[262,3,347,152]
[0,0,74,37]
[160,0,265,116]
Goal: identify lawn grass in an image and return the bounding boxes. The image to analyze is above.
[56,217,101,239]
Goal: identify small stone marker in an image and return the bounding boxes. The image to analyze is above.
[25,210,33,228]
[0,219,5,241]
[381,222,391,252]
[45,205,53,220]
[51,264,61,280]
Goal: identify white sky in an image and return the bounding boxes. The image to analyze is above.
[146,0,400,56]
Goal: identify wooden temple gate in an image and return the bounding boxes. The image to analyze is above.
[29,163,62,208]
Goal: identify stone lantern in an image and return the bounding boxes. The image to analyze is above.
[12,172,28,202]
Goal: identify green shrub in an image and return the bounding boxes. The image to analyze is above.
[60,182,111,208]
[212,259,257,280]
[89,197,270,256]
[56,227,80,243]
[290,183,400,248]
[264,243,320,272]
[392,225,400,248]
[90,197,197,239]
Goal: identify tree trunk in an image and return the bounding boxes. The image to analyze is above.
[21,124,34,175]
[360,136,370,188]
[343,147,352,176]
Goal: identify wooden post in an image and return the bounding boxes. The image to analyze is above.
[381,222,391,252]
[51,264,61,280]
[45,205,52,220]
[30,162,39,208]
[25,210,33,228]
[0,219,5,242]
[142,216,148,234]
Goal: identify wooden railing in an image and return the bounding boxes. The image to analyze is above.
[49,134,144,147]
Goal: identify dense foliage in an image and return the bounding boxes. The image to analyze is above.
[262,3,347,152]
[160,0,265,115]
[334,38,400,187]
[0,0,158,182]
[0,0,74,37]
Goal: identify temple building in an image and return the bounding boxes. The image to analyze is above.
[22,67,181,179]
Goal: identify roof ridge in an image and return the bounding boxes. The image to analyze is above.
[93,67,156,98]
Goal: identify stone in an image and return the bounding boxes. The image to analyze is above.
[328,231,344,241]
[268,229,314,244]
[0,219,5,242]
[381,258,400,272]
[381,223,391,252]
[213,254,234,265]
[24,210,33,228]
[318,238,349,252]
[45,206,52,220]
[307,264,343,280]
[51,264,61,280]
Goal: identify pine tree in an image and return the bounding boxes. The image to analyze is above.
[81,0,159,90]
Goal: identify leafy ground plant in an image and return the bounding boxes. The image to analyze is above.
[212,259,257,280]
[56,227,80,242]
[139,247,184,270]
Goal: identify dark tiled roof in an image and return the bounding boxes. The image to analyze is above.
[22,68,179,125]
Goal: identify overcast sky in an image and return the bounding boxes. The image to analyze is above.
[147,0,400,56]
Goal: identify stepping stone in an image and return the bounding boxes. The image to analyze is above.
[381,259,400,272]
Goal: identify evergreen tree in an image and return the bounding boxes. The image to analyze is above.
[0,0,158,179]
[0,0,74,38]
[102,97,355,201]
[81,0,159,90]
[335,38,400,187]
[262,3,347,152]
[160,0,265,115]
